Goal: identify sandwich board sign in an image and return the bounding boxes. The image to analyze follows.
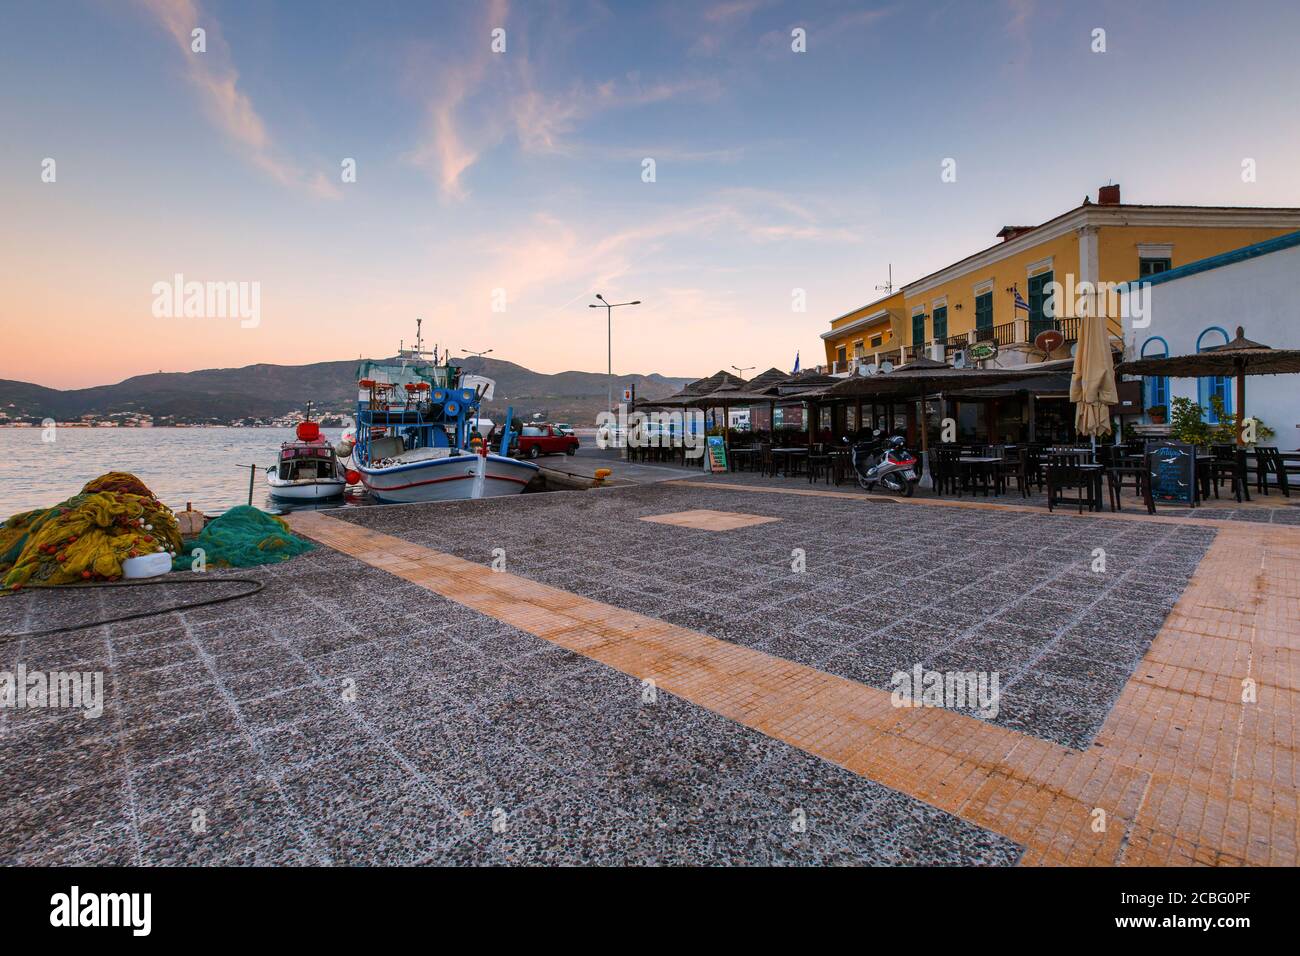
[1145,441,1196,510]
[706,435,728,473]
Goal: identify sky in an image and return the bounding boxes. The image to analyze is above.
[2,0,1299,389]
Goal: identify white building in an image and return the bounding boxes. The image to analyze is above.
[1121,230,1300,449]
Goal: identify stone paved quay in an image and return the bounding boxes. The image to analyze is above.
[2,479,1296,865]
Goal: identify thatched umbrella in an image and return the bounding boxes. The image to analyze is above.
[1116,326,1300,446]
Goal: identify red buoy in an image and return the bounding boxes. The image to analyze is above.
[345,469,361,485]
[296,421,321,442]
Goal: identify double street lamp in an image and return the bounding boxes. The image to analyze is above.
[461,347,493,358]
[589,293,640,413]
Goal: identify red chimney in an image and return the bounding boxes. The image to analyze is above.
[996,225,1034,242]
[1098,184,1121,205]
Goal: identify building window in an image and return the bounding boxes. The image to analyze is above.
[1027,271,1053,339]
[975,291,993,336]
[932,305,948,342]
[1140,337,1170,413]
[836,345,846,366]
[1139,257,1172,277]
[1196,327,1232,422]
[911,312,926,346]
[870,333,882,348]
[852,340,864,359]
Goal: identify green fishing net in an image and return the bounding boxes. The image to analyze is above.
[173,505,314,570]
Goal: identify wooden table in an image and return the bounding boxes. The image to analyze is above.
[1043,462,1104,511]
[728,447,757,472]
[958,456,1003,496]
[770,447,808,477]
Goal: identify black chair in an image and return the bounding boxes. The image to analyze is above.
[1208,444,1250,503]
[1250,446,1291,497]
[1001,446,1034,498]
[933,446,962,496]
[1106,458,1146,511]
[1046,454,1090,514]
[807,453,832,485]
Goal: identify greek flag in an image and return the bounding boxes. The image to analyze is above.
[1012,286,1031,312]
[792,351,800,374]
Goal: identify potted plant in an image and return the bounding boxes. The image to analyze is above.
[1146,404,1167,424]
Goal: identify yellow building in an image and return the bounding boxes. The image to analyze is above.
[822,185,1300,371]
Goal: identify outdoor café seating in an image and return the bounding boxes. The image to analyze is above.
[1208,444,1251,503]
[1045,453,1101,513]
[1249,446,1292,497]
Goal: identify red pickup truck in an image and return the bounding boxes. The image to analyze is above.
[517,424,579,458]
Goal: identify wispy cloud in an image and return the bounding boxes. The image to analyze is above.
[405,0,717,198]
[135,0,339,198]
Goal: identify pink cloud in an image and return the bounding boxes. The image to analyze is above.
[135,0,339,198]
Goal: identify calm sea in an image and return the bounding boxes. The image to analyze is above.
[0,426,360,516]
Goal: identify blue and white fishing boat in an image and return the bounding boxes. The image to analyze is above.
[347,321,538,503]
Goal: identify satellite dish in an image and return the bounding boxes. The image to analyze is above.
[1034,329,1065,354]
[952,350,967,369]
[879,360,894,374]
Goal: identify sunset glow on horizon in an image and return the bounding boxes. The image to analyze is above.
[3,0,1299,390]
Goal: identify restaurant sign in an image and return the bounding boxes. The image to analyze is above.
[968,342,998,361]
[706,435,728,473]
[1145,441,1196,508]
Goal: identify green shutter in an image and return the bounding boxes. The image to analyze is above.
[912,312,926,346]
[932,305,948,341]
[975,292,993,335]
[1028,271,1053,339]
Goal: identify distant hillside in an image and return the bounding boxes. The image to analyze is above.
[0,357,695,426]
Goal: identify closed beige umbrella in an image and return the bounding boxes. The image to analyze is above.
[1070,308,1118,437]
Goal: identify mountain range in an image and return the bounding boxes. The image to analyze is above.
[0,357,697,426]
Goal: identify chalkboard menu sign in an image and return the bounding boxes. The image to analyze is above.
[706,435,728,473]
[1145,441,1196,509]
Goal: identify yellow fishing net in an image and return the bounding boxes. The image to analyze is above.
[0,472,182,590]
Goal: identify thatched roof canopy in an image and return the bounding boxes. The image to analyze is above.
[1116,326,1300,378]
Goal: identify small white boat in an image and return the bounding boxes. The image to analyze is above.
[267,421,347,500]
[357,447,537,503]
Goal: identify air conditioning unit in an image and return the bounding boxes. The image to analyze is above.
[952,349,967,368]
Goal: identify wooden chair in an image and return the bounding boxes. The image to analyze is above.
[1208,444,1249,503]
[1001,446,1033,498]
[1046,454,1090,514]
[807,453,832,485]
[1250,446,1291,497]
[934,446,962,496]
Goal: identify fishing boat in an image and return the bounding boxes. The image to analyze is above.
[346,321,538,503]
[266,418,347,500]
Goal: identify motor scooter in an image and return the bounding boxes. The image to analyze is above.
[843,430,920,496]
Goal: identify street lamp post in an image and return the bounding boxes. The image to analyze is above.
[588,294,640,413]
[461,347,494,359]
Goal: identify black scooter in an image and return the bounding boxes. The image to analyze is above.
[843,430,920,496]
